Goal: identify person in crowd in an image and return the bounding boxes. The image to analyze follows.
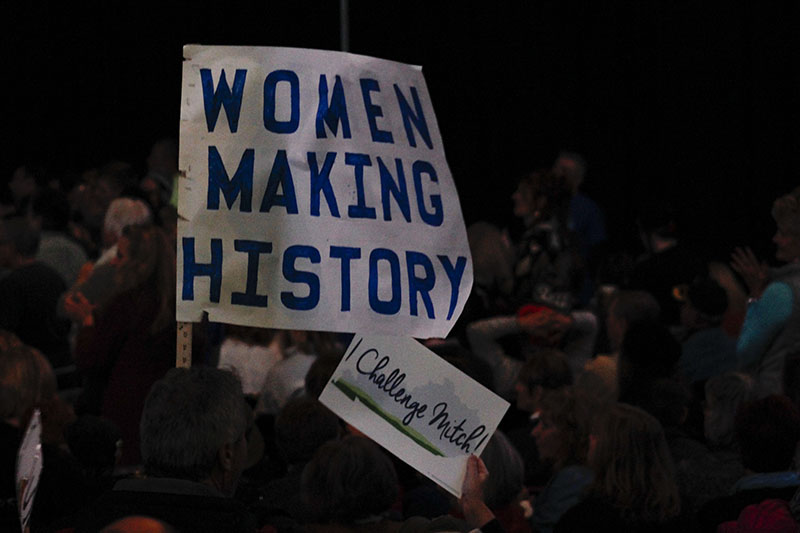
[458,221,516,327]
[257,331,343,415]
[67,367,256,532]
[3,164,49,217]
[59,196,153,327]
[65,414,122,498]
[554,403,686,531]
[528,389,592,533]
[675,276,738,384]
[76,160,139,252]
[0,216,71,368]
[466,308,595,400]
[552,151,607,306]
[72,223,177,465]
[0,341,84,531]
[678,372,752,511]
[628,199,705,329]
[509,169,583,313]
[141,137,179,211]
[254,397,341,530]
[217,326,286,401]
[301,435,403,532]
[30,188,89,286]
[731,185,800,397]
[503,349,572,489]
[576,289,660,405]
[479,431,531,533]
[698,394,800,531]
[616,319,682,408]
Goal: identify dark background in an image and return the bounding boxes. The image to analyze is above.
[4,2,798,262]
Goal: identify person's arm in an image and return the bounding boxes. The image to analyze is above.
[737,281,793,370]
[461,455,505,533]
[466,316,523,398]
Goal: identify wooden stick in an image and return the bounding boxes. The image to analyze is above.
[176,321,192,368]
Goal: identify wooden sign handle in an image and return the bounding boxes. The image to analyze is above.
[177,322,192,368]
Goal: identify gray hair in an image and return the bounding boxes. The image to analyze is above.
[479,430,525,508]
[140,367,247,481]
[103,197,152,243]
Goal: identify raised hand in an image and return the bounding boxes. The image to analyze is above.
[731,246,769,298]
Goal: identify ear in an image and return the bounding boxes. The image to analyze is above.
[217,441,235,472]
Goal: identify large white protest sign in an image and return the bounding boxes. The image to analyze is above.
[319,334,509,497]
[178,46,472,338]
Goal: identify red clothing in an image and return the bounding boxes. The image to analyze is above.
[75,286,175,466]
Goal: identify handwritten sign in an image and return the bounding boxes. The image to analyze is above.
[319,334,509,497]
[177,45,472,339]
[16,410,42,533]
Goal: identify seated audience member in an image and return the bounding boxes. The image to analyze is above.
[617,319,682,408]
[461,221,516,323]
[554,404,687,532]
[0,343,84,531]
[466,308,595,400]
[0,216,71,368]
[675,276,737,383]
[643,378,725,515]
[552,151,607,306]
[576,290,660,406]
[698,395,800,532]
[675,373,753,511]
[704,373,754,451]
[217,326,285,400]
[31,188,89,286]
[731,186,800,397]
[72,223,177,466]
[60,196,152,322]
[529,390,592,533]
[301,435,404,532]
[479,431,531,533]
[258,331,343,415]
[509,169,583,313]
[76,160,139,252]
[68,367,256,532]
[460,404,687,532]
[254,397,340,529]
[505,349,572,489]
[628,199,705,329]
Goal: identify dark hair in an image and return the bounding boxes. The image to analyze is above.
[735,395,800,472]
[275,397,340,465]
[304,354,342,399]
[609,290,660,324]
[32,188,71,231]
[302,435,398,524]
[517,170,573,224]
[0,216,40,258]
[140,367,248,481]
[538,388,588,467]
[517,348,572,393]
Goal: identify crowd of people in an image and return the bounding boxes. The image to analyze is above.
[1,144,800,532]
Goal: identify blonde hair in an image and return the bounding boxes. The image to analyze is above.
[114,224,176,334]
[772,186,800,236]
[589,403,681,523]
